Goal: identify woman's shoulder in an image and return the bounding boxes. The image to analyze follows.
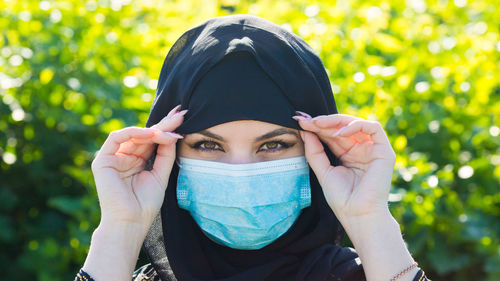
[133,263,160,281]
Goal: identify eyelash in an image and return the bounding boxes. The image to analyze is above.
[189,138,295,153]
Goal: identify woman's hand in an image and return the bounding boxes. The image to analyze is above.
[91,105,187,231]
[292,112,396,225]
[292,112,422,281]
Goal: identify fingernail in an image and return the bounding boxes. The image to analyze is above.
[174,109,188,117]
[172,104,182,112]
[295,111,312,119]
[164,132,184,138]
[332,127,346,137]
[292,115,308,121]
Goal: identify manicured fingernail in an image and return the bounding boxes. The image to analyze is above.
[295,111,312,119]
[164,132,184,138]
[165,105,182,118]
[172,104,182,112]
[292,115,308,121]
[332,127,346,137]
[174,109,188,117]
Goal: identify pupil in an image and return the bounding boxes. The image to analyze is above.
[267,142,278,149]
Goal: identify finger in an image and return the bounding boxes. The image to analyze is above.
[296,112,375,144]
[166,104,182,118]
[137,109,187,158]
[99,127,157,156]
[311,114,363,129]
[127,132,182,144]
[293,112,362,131]
[293,114,360,140]
[117,129,182,155]
[334,120,391,146]
[301,130,332,186]
[99,131,182,165]
[130,105,187,166]
[94,132,182,180]
[314,114,370,142]
[292,115,321,133]
[294,115,359,155]
[151,108,188,132]
[149,137,180,189]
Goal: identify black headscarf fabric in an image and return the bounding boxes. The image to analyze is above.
[143,14,366,281]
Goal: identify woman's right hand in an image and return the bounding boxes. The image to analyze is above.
[91,104,187,231]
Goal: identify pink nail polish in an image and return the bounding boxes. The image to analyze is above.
[292,115,308,121]
[174,109,188,117]
[295,111,312,119]
[165,132,184,138]
[171,104,182,113]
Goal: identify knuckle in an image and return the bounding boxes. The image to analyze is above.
[109,130,119,138]
[122,126,138,133]
[368,120,383,128]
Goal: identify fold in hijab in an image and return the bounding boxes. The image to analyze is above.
[143,14,366,281]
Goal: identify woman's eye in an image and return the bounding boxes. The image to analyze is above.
[194,141,223,152]
[259,141,292,152]
[191,140,294,153]
[263,142,279,150]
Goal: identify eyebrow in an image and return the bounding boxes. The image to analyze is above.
[196,128,299,142]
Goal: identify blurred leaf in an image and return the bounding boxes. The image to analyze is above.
[47,197,83,216]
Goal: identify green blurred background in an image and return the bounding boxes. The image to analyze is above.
[1,0,499,280]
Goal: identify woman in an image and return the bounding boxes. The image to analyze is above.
[75,14,430,281]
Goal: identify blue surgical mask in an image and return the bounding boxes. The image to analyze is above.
[175,156,311,250]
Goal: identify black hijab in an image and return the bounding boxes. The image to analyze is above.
[143,14,365,281]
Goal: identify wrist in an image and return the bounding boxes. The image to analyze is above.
[95,220,148,243]
[339,206,393,236]
[82,220,149,281]
[98,217,152,237]
[341,208,418,281]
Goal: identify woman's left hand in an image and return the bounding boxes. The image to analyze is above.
[293,112,396,224]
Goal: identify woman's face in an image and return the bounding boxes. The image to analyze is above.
[176,120,304,163]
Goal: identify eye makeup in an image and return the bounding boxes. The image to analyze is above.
[190,138,224,152]
[257,139,296,153]
[186,138,296,153]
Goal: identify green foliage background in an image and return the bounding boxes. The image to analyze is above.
[1,0,499,280]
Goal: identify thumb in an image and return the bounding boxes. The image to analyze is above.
[301,130,332,186]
